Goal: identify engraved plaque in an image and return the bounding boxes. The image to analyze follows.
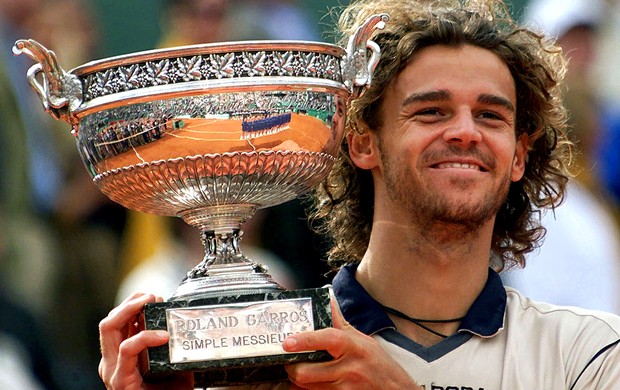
[140,287,333,387]
[166,298,315,363]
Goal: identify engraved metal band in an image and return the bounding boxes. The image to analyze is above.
[81,50,343,102]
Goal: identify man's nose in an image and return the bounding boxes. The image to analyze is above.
[442,112,482,146]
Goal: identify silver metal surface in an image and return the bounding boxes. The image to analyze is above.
[166,298,314,363]
[12,14,388,297]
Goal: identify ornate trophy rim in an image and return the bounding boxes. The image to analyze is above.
[12,13,389,122]
[70,40,347,76]
[67,40,350,120]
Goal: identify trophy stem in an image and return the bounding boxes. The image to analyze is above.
[172,204,283,300]
[191,229,260,278]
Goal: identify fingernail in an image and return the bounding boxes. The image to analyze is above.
[155,330,168,338]
[283,336,298,350]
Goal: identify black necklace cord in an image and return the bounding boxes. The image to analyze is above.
[379,304,465,339]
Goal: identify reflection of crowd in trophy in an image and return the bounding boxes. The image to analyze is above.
[83,90,338,165]
[238,110,332,140]
[239,112,292,139]
[92,116,170,162]
[204,91,336,124]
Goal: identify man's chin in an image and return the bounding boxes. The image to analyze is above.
[431,200,501,228]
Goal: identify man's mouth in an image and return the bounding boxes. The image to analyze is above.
[433,162,486,172]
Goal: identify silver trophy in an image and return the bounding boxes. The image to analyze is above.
[13,13,387,386]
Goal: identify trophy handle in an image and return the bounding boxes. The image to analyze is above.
[12,39,82,127]
[343,13,389,99]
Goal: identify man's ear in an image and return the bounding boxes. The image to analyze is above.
[347,129,379,170]
[511,133,529,182]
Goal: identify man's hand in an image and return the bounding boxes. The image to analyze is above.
[283,297,421,389]
[98,292,193,390]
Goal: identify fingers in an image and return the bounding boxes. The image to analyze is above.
[283,294,351,359]
[99,293,155,360]
[283,294,421,389]
[283,295,351,386]
[114,330,169,382]
[98,292,166,388]
[329,291,348,330]
[286,357,346,387]
[285,335,419,390]
[284,327,365,386]
[283,327,349,361]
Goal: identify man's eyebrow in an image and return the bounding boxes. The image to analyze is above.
[401,90,515,113]
[478,93,515,112]
[401,90,451,108]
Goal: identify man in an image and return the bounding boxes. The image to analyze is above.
[98,0,620,388]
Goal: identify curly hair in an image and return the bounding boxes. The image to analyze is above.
[311,0,572,271]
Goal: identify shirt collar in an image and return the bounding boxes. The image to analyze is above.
[332,264,506,338]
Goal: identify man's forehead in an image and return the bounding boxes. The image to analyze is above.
[389,45,516,103]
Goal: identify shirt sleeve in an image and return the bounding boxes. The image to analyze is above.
[570,339,620,389]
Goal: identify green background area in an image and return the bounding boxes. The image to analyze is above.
[90,0,530,58]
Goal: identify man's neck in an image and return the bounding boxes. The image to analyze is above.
[355,218,493,329]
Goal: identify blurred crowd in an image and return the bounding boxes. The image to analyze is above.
[1,0,620,389]
[501,0,620,312]
[1,1,328,388]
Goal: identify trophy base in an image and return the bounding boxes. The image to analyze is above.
[139,287,332,387]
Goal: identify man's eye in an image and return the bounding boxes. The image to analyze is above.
[417,108,441,116]
[478,111,503,120]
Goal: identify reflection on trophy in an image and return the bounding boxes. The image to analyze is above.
[13,13,387,387]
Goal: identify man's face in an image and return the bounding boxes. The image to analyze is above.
[369,44,526,229]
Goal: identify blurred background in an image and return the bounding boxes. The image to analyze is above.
[1,0,619,388]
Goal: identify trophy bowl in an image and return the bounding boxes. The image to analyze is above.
[14,13,387,386]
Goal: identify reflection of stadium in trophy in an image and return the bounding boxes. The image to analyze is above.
[82,90,336,168]
[80,91,338,226]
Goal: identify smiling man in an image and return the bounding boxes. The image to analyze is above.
[98,0,620,389]
[370,44,523,233]
[281,0,620,388]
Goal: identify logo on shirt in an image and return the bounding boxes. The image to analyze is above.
[420,385,485,390]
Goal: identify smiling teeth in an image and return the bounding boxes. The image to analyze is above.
[437,162,480,170]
